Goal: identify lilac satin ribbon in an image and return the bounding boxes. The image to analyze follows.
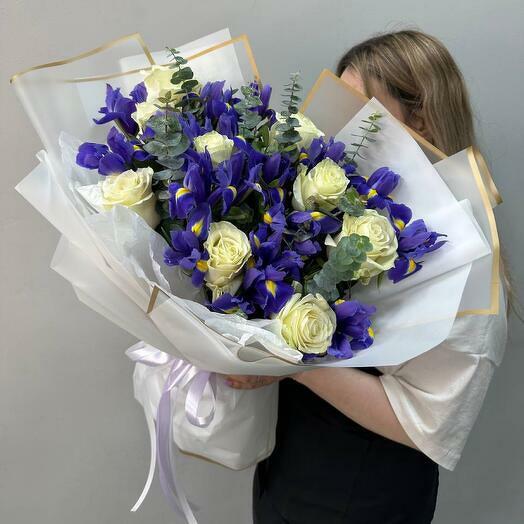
[126,341,217,523]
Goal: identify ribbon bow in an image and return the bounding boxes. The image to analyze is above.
[126,341,217,524]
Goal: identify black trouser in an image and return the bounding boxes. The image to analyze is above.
[253,375,439,524]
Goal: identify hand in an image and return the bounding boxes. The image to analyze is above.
[223,374,286,390]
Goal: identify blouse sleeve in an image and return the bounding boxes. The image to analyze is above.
[378,286,508,470]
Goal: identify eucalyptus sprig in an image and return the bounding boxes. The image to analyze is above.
[346,111,383,164]
[338,186,366,217]
[274,72,303,160]
[234,85,264,139]
[305,233,372,301]
[166,47,201,115]
[143,113,189,174]
[140,49,203,184]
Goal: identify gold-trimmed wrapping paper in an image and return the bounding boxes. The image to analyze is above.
[12,30,502,373]
[301,68,502,317]
[434,147,501,316]
[11,34,505,515]
[9,32,155,84]
[10,31,261,162]
[301,69,503,209]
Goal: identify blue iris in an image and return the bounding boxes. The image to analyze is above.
[243,265,295,317]
[76,127,146,176]
[164,204,212,287]
[327,300,376,359]
[388,219,447,283]
[93,84,139,136]
[169,162,211,219]
[351,166,400,210]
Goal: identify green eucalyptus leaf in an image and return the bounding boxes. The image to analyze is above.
[182,79,199,91]
[273,122,290,132]
[167,135,190,156]
[157,155,185,170]
[173,67,194,81]
[156,200,171,219]
[164,134,183,147]
[143,140,168,155]
[153,170,175,181]
[258,124,270,147]
[279,129,301,144]
[156,189,172,200]
[338,187,366,216]
[308,233,372,301]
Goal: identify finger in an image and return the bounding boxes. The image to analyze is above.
[244,376,262,383]
[226,380,256,389]
[225,377,249,387]
[228,376,268,388]
[225,375,255,383]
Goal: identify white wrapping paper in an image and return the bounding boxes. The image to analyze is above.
[13,31,500,474]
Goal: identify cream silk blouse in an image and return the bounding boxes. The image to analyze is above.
[378,284,508,470]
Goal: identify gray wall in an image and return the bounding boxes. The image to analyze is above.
[1,1,523,523]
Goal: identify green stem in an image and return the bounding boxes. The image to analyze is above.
[348,112,382,163]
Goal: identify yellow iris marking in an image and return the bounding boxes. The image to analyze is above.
[263,212,272,224]
[247,256,256,269]
[253,235,261,249]
[310,211,323,220]
[133,144,141,151]
[227,185,238,198]
[368,327,375,338]
[407,259,417,274]
[335,299,345,305]
[176,187,190,199]
[191,219,204,237]
[265,280,277,297]
[277,187,284,200]
[299,152,308,161]
[368,188,378,198]
[196,259,208,272]
[394,219,405,230]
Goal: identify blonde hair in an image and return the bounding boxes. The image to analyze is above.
[336,30,475,156]
[337,30,517,316]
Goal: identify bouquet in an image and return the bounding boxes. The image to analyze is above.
[12,29,501,523]
[75,49,446,362]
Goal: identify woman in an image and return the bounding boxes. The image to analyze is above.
[226,30,508,523]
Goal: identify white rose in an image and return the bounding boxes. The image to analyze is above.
[194,131,235,167]
[335,209,398,284]
[100,167,160,228]
[203,221,252,300]
[276,293,336,355]
[272,112,324,150]
[292,158,349,211]
[132,100,160,131]
[142,65,180,100]
[132,65,200,130]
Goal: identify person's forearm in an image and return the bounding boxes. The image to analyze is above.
[294,367,417,449]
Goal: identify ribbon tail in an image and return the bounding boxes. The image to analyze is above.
[128,346,213,523]
[130,409,157,512]
[157,364,199,524]
[185,371,217,428]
